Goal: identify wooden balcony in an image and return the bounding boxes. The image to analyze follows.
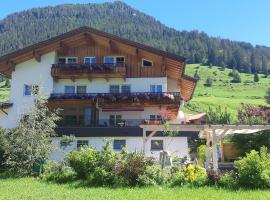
[48,92,182,107]
[51,63,126,79]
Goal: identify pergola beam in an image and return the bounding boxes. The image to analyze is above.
[140,124,270,171]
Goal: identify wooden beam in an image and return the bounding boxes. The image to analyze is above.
[33,50,41,62]
[84,33,95,46]
[57,41,69,54]
[6,61,15,71]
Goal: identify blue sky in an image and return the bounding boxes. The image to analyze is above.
[1,0,270,46]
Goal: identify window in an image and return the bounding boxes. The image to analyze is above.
[32,85,39,95]
[58,58,66,64]
[24,85,32,96]
[58,57,78,64]
[121,85,131,93]
[116,56,125,63]
[24,84,39,96]
[84,57,96,64]
[151,140,163,151]
[150,115,161,121]
[77,86,87,94]
[77,140,89,148]
[67,57,78,64]
[104,56,115,64]
[109,85,120,93]
[104,56,125,64]
[109,115,122,126]
[113,140,126,151]
[150,85,162,93]
[65,86,75,94]
[142,59,153,67]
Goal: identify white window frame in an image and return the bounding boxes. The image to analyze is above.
[121,85,131,93]
[76,140,89,148]
[150,85,163,93]
[142,58,153,67]
[76,85,87,94]
[104,56,125,64]
[84,57,96,64]
[64,85,76,94]
[113,139,126,151]
[109,85,120,93]
[58,57,78,64]
[24,84,39,96]
[151,140,164,151]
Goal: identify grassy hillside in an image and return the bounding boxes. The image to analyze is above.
[184,64,270,120]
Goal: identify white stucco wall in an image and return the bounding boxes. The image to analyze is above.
[50,136,188,161]
[0,51,56,128]
[53,77,167,93]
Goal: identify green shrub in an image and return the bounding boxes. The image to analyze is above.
[66,143,120,186]
[41,161,76,183]
[218,172,238,189]
[137,165,171,186]
[66,147,98,179]
[235,146,270,188]
[171,164,207,187]
[115,151,154,186]
[197,145,206,162]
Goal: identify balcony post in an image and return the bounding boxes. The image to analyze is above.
[143,129,147,154]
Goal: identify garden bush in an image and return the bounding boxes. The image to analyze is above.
[41,161,76,183]
[207,169,222,185]
[115,151,154,186]
[137,165,171,186]
[235,146,270,188]
[218,172,238,189]
[66,143,120,186]
[66,147,98,179]
[172,164,207,187]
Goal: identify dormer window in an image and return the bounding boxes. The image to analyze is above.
[142,59,153,67]
[67,57,77,64]
[104,56,125,64]
[58,57,78,64]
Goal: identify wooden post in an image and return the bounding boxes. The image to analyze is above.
[220,137,225,162]
[143,129,147,154]
[212,130,219,171]
[205,131,211,169]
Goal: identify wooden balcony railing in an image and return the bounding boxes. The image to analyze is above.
[51,63,126,79]
[49,92,182,106]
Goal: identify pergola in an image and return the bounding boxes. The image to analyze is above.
[140,124,270,171]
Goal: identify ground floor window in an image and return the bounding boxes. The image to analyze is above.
[77,140,89,148]
[113,139,126,151]
[151,140,163,151]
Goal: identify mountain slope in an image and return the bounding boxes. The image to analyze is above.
[0,1,270,74]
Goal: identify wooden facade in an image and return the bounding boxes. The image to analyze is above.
[0,27,197,101]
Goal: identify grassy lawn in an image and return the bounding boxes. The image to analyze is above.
[0,177,269,200]
[184,64,270,120]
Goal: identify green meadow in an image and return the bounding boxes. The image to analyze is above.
[183,64,269,120]
[0,177,270,200]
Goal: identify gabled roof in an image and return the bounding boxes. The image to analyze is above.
[0,26,197,101]
[0,26,186,77]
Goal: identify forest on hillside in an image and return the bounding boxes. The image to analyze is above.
[0,1,270,75]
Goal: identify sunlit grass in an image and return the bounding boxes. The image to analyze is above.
[0,177,270,200]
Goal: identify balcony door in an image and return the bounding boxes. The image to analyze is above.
[84,107,92,126]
